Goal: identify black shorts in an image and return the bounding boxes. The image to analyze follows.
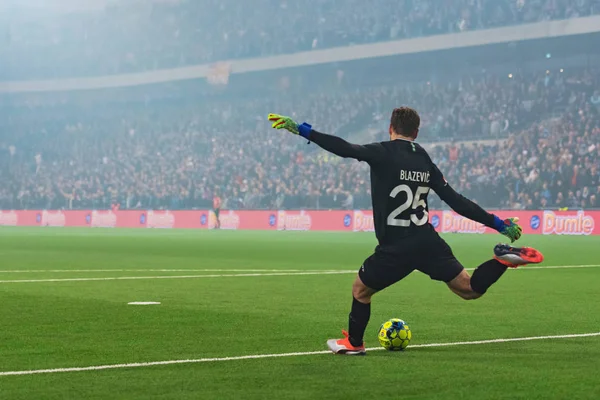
[213,208,220,218]
[358,230,464,291]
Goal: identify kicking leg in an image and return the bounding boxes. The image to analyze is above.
[447,269,481,300]
[447,260,504,300]
[448,244,544,299]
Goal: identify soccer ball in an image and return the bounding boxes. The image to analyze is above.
[378,318,411,351]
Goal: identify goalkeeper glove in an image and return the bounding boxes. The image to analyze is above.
[268,113,312,139]
[493,216,522,243]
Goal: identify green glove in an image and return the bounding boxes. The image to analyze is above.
[498,217,523,243]
[268,113,299,135]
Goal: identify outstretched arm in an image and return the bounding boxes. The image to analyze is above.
[307,129,382,162]
[268,114,383,163]
[430,163,522,242]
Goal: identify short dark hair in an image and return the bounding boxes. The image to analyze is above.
[390,107,420,138]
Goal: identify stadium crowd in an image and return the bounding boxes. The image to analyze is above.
[429,101,600,210]
[1,68,599,211]
[2,0,599,79]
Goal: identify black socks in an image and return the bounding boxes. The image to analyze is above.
[348,297,371,347]
[470,259,508,295]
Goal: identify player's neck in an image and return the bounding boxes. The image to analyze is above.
[390,134,415,142]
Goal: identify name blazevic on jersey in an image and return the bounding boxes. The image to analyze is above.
[399,170,430,183]
[306,131,497,246]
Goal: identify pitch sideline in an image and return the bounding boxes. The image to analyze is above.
[0,268,325,273]
[1,332,599,377]
[0,263,597,274]
[0,270,357,283]
[0,264,598,283]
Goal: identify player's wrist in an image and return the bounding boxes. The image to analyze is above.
[492,215,505,232]
[298,122,312,139]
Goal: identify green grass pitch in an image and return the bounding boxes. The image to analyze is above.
[0,227,599,399]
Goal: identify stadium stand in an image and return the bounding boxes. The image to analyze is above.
[1,0,599,79]
[1,0,599,212]
[1,68,598,211]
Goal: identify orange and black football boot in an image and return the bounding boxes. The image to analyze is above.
[327,330,366,355]
[494,244,544,267]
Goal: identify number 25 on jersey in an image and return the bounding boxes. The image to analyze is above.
[387,184,430,227]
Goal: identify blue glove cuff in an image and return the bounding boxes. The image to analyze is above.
[492,215,505,232]
[298,122,312,139]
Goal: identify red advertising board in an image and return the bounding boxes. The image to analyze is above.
[428,210,596,236]
[0,209,597,235]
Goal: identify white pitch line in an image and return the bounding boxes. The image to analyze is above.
[0,270,356,284]
[465,264,600,271]
[0,264,599,275]
[0,269,321,273]
[0,264,598,283]
[1,332,598,377]
[514,264,600,270]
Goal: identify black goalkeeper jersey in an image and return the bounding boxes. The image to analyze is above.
[308,130,496,246]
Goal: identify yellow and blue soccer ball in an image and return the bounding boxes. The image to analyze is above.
[378,318,411,351]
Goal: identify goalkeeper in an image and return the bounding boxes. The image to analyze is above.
[268,110,544,355]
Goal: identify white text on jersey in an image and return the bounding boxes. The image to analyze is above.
[399,170,430,183]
